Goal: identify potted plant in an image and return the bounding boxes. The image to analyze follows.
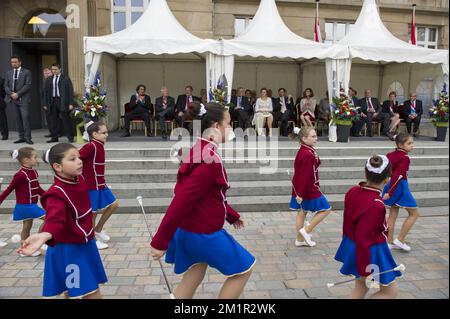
[331,93,359,142]
[429,90,449,142]
[72,73,109,143]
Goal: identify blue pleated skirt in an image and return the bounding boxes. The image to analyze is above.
[13,204,45,221]
[383,179,418,208]
[43,239,107,298]
[335,236,402,286]
[166,228,256,277]
[289,195,331,213]
[89,187,116,212]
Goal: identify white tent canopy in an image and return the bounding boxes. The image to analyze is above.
[84,0,220,87]
[327,0,449,99]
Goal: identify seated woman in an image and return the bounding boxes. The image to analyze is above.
[300,88,317,127]
[121,84,152,137]
[252,88,273,136]
[381,91,401,139]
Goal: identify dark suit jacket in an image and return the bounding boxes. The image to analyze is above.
[273,96,295,114]
[129,94,152,113]
[175,94,201,113]
[155,96,175,113]
[44,74,74,112]
[4,68,32,105]
[403,99,423,117]
[0,76,6,109]
[230,95,252,113]
[359,97,381,115]
[382,100,399,114]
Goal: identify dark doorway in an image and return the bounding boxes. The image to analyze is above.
[1,39,66,131]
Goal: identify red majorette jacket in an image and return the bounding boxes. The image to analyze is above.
[386,149,410,196]
[0,166,45,205]
[292,144,323,200]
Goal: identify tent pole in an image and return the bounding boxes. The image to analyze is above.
[378,62,384,99]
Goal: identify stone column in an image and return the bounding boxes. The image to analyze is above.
[67,0,89,95]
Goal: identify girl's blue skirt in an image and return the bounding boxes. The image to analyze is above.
[13,204,45,221]
[383,179,417,208]
[335,236,402,286]
[166,228,256,277]
[289,195,331,213]
[89,187,116,212]
[43,239,107,298]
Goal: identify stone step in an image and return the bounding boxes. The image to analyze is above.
[0,165,447,184]
[0,155,448,170]
[0,191,447,214]
[1,145,448,158]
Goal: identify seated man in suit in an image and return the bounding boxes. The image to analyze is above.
[403,92,423,137]
[273,88,295,137]
[381,91,401,138]
[356,89,390,137]
[155,86,175,140]
[230,87,252,130]
[121,84,152,137]
[174,85,201,130]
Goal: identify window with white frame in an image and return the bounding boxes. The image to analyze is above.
[409,26,439,49]
[112,0,150,33]
[415,78,434,116]
[234,17,253,37]
[387,81,405,104]
[324,22,354,44]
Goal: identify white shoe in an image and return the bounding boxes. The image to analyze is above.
[299,228,315,247]
[96,240,109,250]
[41,244,48,251]
[0,241,8,248]
[95,231,110,242]
[295,239,316,247]
[388,243,395,250]
[20,250,41,257]
[393,238,411,252]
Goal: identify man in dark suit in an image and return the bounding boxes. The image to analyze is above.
[273,88,295,136]
[43,63,75,143]
[356,89,390,137]
[0,75,8,140]
[121,84,152,137]
[230,87,252,130]
[40,68,54,138]
[349,87,362,137]
[4,56,33,144]
[174,85,201,129]
[403,92,423,137]
[155,86,175,139]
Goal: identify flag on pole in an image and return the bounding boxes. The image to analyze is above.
[314,0,322,43]
[410,4,417,45]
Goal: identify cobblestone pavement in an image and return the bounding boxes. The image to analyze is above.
[0,211,448,299]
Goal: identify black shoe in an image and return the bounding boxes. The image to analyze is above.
[413,133,418,138]
[47,138,58,143]
[44,134,52,138]
[121,132,131,138]
[68,138,74,143]
[58,134,63,138]
[1,136,7,141]
[25,139,34,145]
[14,139,26,144]
[162,132,167,140]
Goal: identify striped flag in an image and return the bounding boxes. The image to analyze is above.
[314,0,322,43]
[410,4,417,45]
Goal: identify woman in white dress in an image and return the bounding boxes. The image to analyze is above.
[252,88,273,136]
[300,88,317,127]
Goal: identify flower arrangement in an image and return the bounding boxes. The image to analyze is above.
[73,72,108,121]
[429,90,449,127]
[331,92,359,125]
[209,75,234,110]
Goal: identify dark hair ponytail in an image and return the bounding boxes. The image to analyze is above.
[43,143,77,168]
[365,155,392,184]
[189,102,227,135]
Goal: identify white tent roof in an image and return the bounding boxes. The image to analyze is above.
[84,0,219,56]
[222,0,347,60]
[334,0,448,64]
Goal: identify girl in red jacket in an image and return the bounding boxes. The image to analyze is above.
[289,126,331,247]
[18,143,107,299]
[335,155,401,299]
[0,147,46,256]
[79,122,119,250]
[382,133,419,252]
[150,103,255,299]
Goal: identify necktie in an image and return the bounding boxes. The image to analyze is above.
[238,96,242,108]
[281,97,286,113]
[411,100,416,114]
[368,98,374,112]
[390,101,394,113]
[53,76,60,97]
[163,97,167,109]
[187,96,191,111]
[13,69,18,92]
